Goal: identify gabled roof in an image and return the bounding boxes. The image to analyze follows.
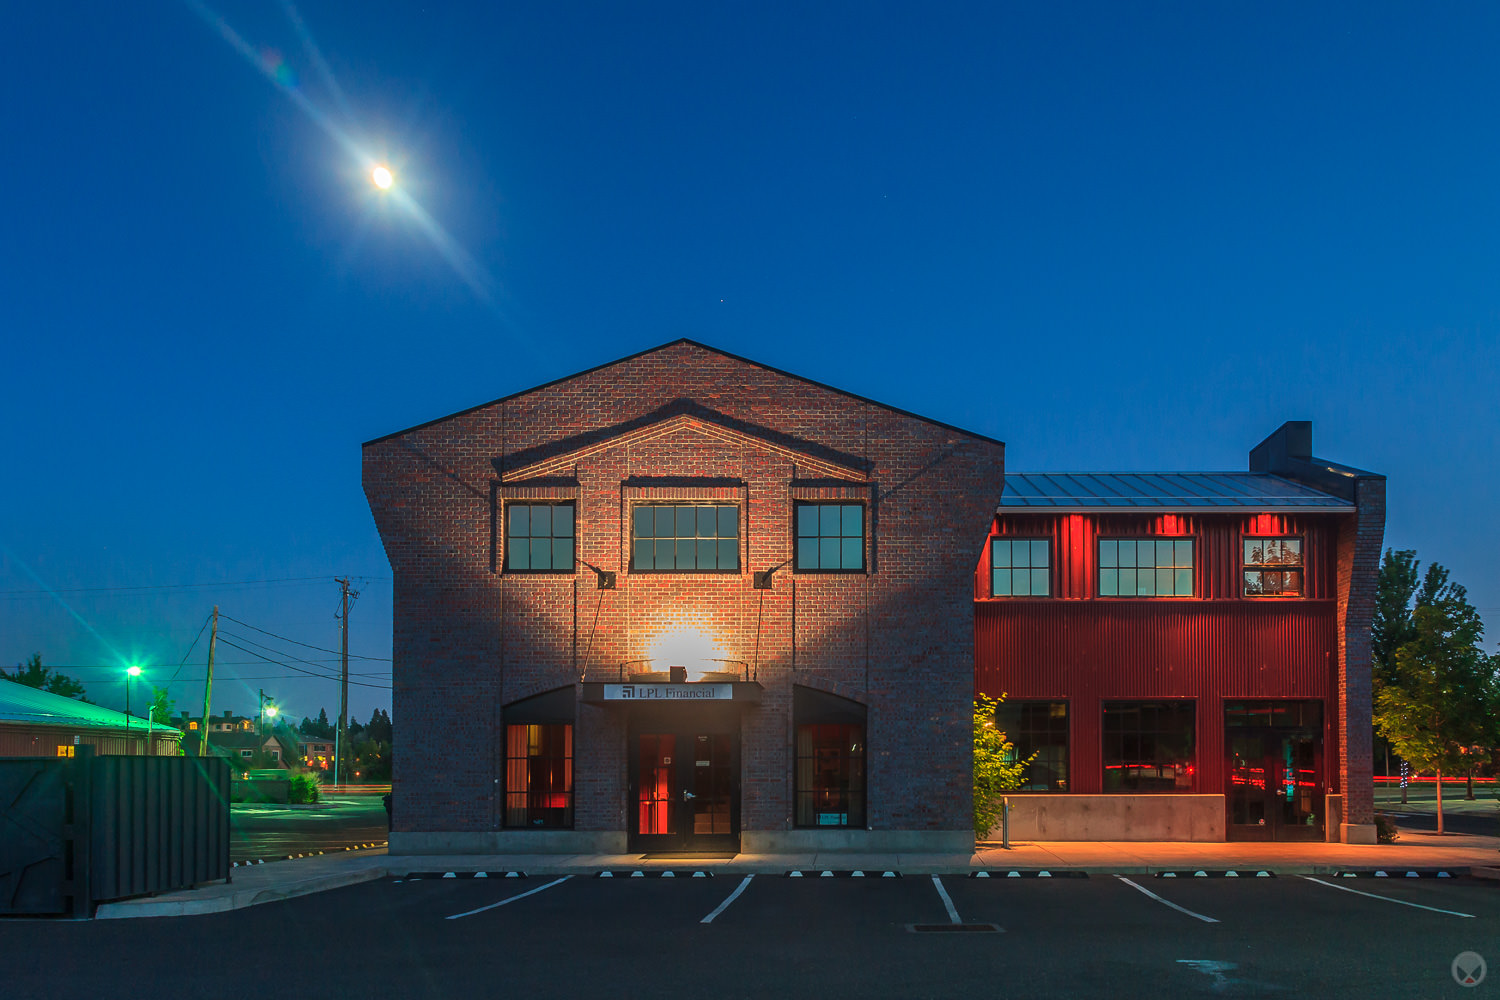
[363,339,1005,449]
[1000,472,1354,513]
[205,731,286,751]
[0,677,181,733]
[503,411,868,482]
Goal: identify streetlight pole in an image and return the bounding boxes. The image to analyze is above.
[126,665,141,755]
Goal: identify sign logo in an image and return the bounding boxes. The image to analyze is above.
[1452,952,1486,987]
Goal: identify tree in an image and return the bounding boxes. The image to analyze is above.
[1371,550,1479,801]
[298,708,335,739]
[973,694,1033,839]
[1374,588,1499,834]
[365,708,392,745]
[148,685,175,726]
[0,653,89,701]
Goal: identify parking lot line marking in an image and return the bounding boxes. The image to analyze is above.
[701,875,755,924]
[931,875,961,924]
[1114,876,1219,923]
[445,876,571,920]
[1300,876,1475,918]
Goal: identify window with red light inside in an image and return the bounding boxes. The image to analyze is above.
[1243,537,1303,597]
[505,724,573,828]
[1102,701,1196,792]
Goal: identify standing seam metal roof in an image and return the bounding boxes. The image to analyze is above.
[0,677,181,732]
[1000,472,1353,511]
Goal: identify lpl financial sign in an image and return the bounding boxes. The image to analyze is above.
[603,684,733,701]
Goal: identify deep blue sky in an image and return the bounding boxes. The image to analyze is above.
[3,2,1497,726]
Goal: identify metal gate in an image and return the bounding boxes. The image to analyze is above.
[0,746,230,916]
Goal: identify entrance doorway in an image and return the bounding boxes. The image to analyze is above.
[629,715,739,853]
[1225,701,1323,841]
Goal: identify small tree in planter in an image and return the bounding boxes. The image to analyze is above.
[973,694,1033,840]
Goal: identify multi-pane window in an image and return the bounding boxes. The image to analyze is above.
[1243,537,1303,597]
[994,701,1068,791]
[1099,538,1194,596]
[794,723,866,828]
[1102,701,1196,792]
[795,503,865,571]
[991,539,1051,596]
[505,724,573,828]
[632,505,739,572]
[506,503,575,572]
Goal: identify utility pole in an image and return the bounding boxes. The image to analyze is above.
[334,578,358,784]
[199,606,219,758]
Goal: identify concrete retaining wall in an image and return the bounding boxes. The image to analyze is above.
[742,830,972,854]
[992,794,1226,842]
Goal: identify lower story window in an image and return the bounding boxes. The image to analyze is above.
[795,724,865,828]
[505,724,573,828]
[995,701,1068,791]
[1103,701,1196,792]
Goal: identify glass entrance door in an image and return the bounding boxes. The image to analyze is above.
[630,727,739,853]
[1226,725,1323,840]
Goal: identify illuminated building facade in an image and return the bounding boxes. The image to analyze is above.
[364,342,1383,851]
[364,340,1005,853]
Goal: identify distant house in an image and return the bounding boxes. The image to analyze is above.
[174,709,257,736]
[297,734,335,771]
[175,710,290,767]
[0,678,181,757]
[205,731,291,767]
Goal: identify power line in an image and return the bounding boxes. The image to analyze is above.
[167,611,214,685]
[217,629,389,678]
[0,575,386,598]
[33,661,388,672]
[215,638,391,690]
[219,613,390,661]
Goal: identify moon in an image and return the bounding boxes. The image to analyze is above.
[372,166,393,190]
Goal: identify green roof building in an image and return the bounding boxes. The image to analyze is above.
[0,678,182,757]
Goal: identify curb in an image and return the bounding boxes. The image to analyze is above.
[94,866,386,919]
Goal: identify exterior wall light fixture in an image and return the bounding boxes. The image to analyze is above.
[580,560,616,589]
[753,559,792,590]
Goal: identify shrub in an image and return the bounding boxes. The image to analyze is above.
[288,772,321,804]
[1374,813,1399,843]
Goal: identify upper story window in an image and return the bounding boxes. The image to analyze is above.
[1243,537,1303,597]
[632,505,739,572]
[507,503,576,572]
[991,538,1050,596]
[1099,538,1194,597]
[795,503,865,571]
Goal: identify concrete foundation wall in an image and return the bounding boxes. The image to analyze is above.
[994,795,1226,842]
[742,830,972,854]
[390,831,629,855]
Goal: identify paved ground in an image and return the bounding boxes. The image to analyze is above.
[229,793,388,862]
[11,869,1498,997]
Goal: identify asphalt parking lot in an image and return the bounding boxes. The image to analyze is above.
[229,793,388,862]
[6,871,1496,998]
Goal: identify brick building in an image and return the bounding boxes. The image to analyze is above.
[364,340,1005,853]
[364,342,1382,852]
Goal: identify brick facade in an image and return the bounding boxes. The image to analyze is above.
[363,341,1005,852]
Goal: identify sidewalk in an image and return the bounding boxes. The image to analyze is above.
[93,828,1500,920]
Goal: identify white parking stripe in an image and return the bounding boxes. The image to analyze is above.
[931,875,961,924]
[1300,876,1476,918]
[701,875,755,924]
[1114,876,1219,923]
[445,876,571,920]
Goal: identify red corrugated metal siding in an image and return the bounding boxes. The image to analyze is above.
[977,512,1337,601]
[974,601,1338,794]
